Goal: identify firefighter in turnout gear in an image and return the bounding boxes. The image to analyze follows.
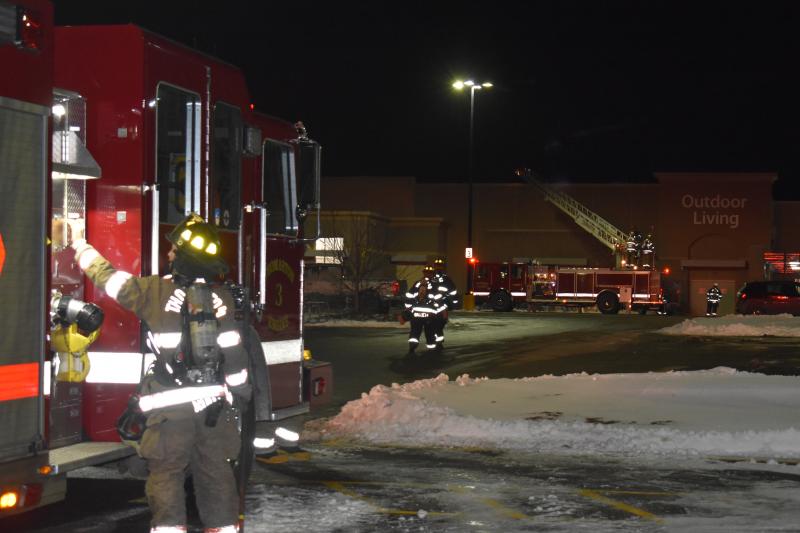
[641,234,655,270]
[401,273,447,355]
[430,258,457,348]
[625,229,639,268]
[706,282,723,317]
[71,213,250,533]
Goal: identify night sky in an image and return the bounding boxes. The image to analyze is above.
[52,1,800,198]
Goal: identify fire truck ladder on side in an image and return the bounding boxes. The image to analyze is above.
[527,174,627,259]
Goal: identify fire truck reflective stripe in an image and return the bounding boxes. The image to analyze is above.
[86,352,156,384]
[43,361,51,397]
[77,247,101,270]
[150,526,188,532]
[225,368,248,387]
[217,330,241,348]
[633,294,650,298]
[473,291,490,296]
[261,338,302,365]
[138,384,226,412]
[0,362,38,401]
[511,292,527,297]
[153,332,182,349]
[556,292,595,297]
[104,271,133,300]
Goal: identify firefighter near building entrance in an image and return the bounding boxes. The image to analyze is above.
[73,214,250,532]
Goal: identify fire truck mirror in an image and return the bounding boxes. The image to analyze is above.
[295,140,321,210]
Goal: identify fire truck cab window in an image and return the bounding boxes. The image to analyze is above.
[156,84,201,224]
[262,139,298,235]
[476,264,488,279]
[211,103,242,229]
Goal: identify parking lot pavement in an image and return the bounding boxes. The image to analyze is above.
[245,441,800,532]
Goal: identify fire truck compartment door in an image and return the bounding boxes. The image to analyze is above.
[0,97,48,462]
[619,286,632,304]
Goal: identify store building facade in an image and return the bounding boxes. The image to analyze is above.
[316,172,797,315]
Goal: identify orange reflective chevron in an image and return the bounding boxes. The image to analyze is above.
[0,363,39,401]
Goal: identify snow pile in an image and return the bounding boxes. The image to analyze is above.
[320,369,800,460]
[659,314,800,337]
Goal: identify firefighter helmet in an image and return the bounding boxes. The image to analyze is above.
[433,257,446,270]
[423,265,434,279]
[167,213,229,280]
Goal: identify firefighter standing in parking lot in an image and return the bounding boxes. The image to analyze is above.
[706,282,723,317]
[71,213,250,533]
[400,272,447,355]
[430,258,458,348]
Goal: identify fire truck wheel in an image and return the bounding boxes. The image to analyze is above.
[596,292,620,314]
[489,291,513,312]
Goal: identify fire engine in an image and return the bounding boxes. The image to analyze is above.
[1,0,330,515]
[471,174,667,314]
[473,261,666,314]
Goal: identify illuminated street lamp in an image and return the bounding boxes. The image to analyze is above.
[452,79,492,295]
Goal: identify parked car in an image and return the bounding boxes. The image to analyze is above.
[735,281,800,315]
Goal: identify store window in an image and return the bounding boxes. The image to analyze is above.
[211,103,242,229]
[156,84,201,224]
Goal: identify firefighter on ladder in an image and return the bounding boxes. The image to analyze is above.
[706,282,723,317]
[641,234,655,270]
[400,270,447,355]
[430,258,458,349]
[71,214,250,533]
[625,229,639,269]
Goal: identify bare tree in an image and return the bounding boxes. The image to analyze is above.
[321,212,392,314]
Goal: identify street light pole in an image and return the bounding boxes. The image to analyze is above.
[453,79,492,297]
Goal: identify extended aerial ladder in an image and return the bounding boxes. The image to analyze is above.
[525,173,628,268]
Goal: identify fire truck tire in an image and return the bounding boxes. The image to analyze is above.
[489,291,513,312]
[596,292,620,314]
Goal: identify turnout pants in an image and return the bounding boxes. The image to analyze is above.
[706,301,719,315]
[139,403,241,529]
[409,317,436,350]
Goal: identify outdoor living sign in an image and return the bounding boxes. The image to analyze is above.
[681,194,747,229]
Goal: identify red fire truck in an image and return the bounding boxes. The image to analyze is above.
[1,0,330,515]
[473,262,666,314]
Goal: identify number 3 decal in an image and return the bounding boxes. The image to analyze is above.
[274,283,283,307]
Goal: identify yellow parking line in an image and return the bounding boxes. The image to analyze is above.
[448,484,529,520]
[579,489,663,523]
[255,450,313,465]
[322,481,457,517]
[602,490,683,497]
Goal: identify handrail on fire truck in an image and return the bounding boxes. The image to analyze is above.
[526,173,628,257]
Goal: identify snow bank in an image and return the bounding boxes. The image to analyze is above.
[658,314,800,337]
[319,369,800,460]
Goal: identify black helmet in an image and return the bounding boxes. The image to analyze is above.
[433,258,446,269]
[423,265,434,278]
[167,213,229,280]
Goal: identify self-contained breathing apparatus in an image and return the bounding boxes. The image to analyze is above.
[117,214,238,441]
